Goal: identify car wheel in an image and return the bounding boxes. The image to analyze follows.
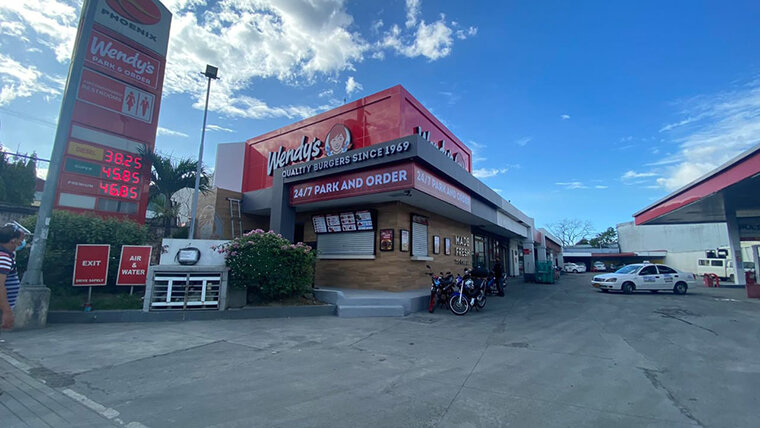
[673,282,688,295]
[622,282,634,294]
[573,269,579,273]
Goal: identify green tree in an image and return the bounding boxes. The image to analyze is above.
[141,150,210,237]
[589,227,618,247]
[0,150,36,205]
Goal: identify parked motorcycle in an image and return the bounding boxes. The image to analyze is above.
[484,272,505,296]
[449,267,487,315]
[427,265,454,313]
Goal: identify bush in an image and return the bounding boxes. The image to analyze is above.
[214,229,316,301]
[16,210,148,289]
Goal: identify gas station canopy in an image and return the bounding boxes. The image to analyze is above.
[633,143,760,289]
[634,144,760,226]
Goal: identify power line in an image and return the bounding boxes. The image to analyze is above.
[0,151,50,162]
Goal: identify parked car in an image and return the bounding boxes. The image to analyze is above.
[591,263,697,294]
[564,263,587,273]
[592,261,606,271]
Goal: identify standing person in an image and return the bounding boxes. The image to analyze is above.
[1,223,27,330]
[493,260,505,296]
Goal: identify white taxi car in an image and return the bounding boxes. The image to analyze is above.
[591,263,697,294]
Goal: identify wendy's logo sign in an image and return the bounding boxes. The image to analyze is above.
[266,124,354,176]
[324,124,352,156]
[106,0,162,25]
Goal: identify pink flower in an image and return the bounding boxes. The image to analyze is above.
[231,251,238,256]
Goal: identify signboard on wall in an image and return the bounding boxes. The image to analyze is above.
[53,0,172,223]
[738,217,760,241]
[73,244,111,286]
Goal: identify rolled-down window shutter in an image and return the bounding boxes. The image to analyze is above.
[412,222,428,256]
[317,231,374,256]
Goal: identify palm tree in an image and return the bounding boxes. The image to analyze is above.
[140,149,210,237]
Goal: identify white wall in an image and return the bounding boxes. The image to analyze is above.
[618,221,760,273]
[214,142,246,192]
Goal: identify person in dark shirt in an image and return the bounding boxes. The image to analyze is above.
[1,223,27,330]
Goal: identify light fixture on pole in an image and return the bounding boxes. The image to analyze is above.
[188,64,218,240]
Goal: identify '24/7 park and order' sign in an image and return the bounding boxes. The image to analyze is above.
[54,0,172,223]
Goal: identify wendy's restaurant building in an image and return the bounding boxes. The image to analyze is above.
[207,85,549,291]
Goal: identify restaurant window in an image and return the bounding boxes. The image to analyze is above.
[312,211,376,259]
[411,215,429,257]
[473,235,486,267]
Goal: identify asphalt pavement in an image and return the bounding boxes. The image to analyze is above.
[2,273,759,427]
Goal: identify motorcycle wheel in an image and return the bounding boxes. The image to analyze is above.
[449,295,470,316]
[475,294,487,310]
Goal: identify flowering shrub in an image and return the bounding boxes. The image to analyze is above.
[213,229,316,300]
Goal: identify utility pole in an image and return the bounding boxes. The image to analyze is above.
[188,65,218,239]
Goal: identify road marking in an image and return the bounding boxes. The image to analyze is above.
[63,388,120,419]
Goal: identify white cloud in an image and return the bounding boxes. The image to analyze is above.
[345,76,363,96]
[455,27,478,40]
[595,185,608,189]
[206,124,235,133]
[473,168,511,178]
[656,81,760,191]
[621,170,657,180]
[318,89,334,98]
[371,19,384,34]
[157,127,189,138]
[515,136,532,147]
[0,53,61,106]
[405,0,421,28]
[381,1,477,62]
[0,0,79,63]
[560,114,571,120]
[1,0,475,120]
[467,140,487,165]
[556,181,587,189]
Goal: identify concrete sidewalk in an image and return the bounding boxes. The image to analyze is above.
[0,349,120,427]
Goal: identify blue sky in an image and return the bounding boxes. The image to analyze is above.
[2,0,760,236]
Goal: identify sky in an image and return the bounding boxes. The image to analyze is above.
[2,0,760,236]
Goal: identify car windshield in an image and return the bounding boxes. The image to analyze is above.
[615,265,640,274]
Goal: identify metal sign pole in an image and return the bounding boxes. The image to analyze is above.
[16,0,97,329]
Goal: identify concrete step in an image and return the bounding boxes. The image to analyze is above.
[337,305,406,318]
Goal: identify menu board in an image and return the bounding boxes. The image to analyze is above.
[340,212,357,231]
[313,210,374,233]
[312,215,328,234]
[326,214,342,232]
[356,210,374,231]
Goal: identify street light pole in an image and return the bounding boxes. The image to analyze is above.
[188,65,218,240]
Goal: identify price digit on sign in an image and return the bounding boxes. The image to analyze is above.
[124,154,133,167]
[134,157,142,169]
[104,149,113,163]
[99,182,109,194]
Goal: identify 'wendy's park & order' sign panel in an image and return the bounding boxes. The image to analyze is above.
[54,0,171,223]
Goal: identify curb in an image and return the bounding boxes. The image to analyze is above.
[47,304,336,324]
